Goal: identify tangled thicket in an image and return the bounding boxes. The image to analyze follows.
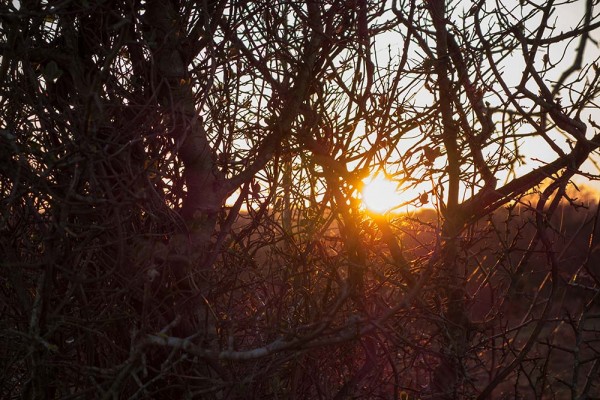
[1,0,600,398]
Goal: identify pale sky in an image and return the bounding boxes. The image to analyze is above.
[370,0,600,198]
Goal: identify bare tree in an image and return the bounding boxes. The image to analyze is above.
[1,0,600,398]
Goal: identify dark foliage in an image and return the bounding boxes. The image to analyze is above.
[1,0,600,398]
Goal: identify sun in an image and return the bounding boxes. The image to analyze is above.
[361,175,408,214]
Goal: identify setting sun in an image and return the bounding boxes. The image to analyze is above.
[361,175,407,214]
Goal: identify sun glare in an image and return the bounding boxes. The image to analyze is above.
[361,175,407,214]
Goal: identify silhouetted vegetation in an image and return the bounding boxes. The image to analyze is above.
[1,0,600,398]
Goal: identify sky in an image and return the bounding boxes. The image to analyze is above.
[373,0,600,199]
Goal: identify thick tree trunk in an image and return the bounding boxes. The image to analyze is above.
[432,219,469,399]
[144,0,224,343]
[427,0,470,397]
[145,0,227,231]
